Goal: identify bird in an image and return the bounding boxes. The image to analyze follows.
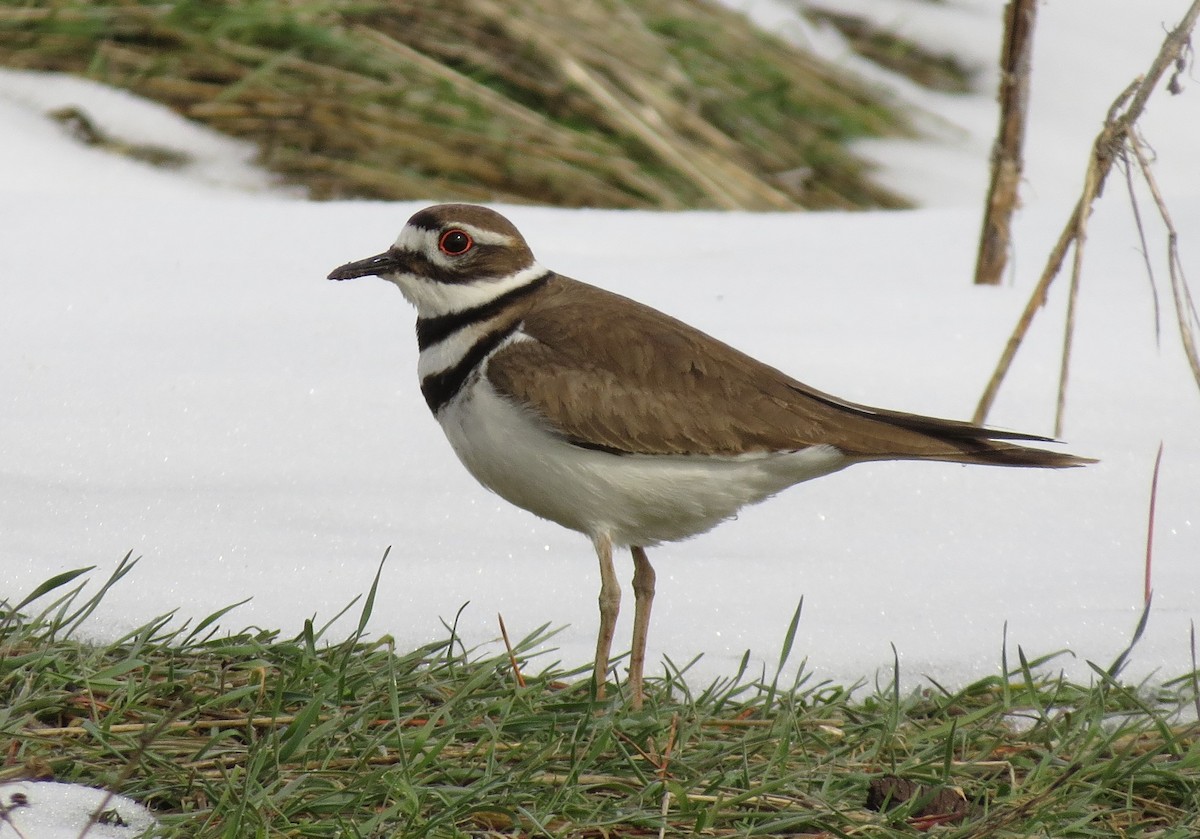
[328,203,1093,709]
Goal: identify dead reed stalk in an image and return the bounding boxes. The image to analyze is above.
[972,0,1200,427]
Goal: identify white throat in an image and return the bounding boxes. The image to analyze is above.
[387,261,550,318]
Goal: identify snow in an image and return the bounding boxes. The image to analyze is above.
[0,781,158,838]
[3,0,1199,720]
[0,69,275,197]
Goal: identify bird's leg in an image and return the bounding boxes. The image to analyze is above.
[628,546,656,710]
[592,533,620,701]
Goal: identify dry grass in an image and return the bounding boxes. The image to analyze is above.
[0,0,914,209]
[803,5,976,94]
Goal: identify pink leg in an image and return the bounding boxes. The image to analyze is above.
[592,533,621,700]
[629,546,656,710]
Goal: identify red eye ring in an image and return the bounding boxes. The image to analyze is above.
[439,229,473,255]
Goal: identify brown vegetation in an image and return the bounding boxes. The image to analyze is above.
[0,0,917,209]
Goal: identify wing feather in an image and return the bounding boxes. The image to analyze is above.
[485,276,1089,467]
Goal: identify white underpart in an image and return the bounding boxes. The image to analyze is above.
[386,260,549,319]
[436,341,851,547]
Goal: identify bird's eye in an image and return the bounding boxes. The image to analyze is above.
[439,229,473,255]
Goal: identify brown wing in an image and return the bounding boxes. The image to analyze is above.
[486,276,1091,467]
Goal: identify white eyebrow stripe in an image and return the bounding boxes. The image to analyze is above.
[455,222,516,247]
[393,222,515,252]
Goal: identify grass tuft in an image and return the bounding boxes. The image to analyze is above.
[2,563,1198,836]
[0,0,914,210]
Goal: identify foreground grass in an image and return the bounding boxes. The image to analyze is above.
[2,557,1199,837]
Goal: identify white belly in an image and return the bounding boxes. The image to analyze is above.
[436,378,850,547]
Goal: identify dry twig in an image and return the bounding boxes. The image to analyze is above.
[974,0,1038,286]
[498,612,526,688]
[973,0,1200,426]
[1143,442,1165,606]
[1129,137,1200,389]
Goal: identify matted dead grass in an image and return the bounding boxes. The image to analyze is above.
[0,0,913,209]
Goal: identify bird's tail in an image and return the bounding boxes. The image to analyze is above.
[864,411,1095,468]
[910,435,1096,468]
[798,386,1096,468]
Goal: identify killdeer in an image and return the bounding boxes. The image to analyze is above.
[328,204,1092,709]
